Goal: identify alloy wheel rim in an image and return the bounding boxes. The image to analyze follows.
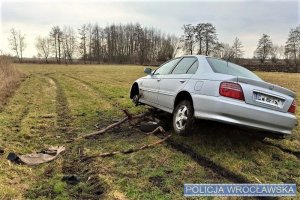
[175,105,188,130]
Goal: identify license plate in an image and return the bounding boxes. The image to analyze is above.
[254,92,284,108]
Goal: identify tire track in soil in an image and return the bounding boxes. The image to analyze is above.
[242,130,300,160]
[150,113,277,200]
[46,75,106,199]
[261,140,300,159]
[62,74,121,108]
[7,76,33,134]
[9,105,30,134]
[161,138,278,200]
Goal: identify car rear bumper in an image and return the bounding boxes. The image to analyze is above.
[192,94,297,135]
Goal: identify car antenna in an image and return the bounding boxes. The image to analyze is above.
[226,58,229,67]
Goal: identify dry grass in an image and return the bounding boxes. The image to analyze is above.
[0,56,24,109]
[0,64,299,199]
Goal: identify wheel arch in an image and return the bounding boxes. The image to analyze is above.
[173,91,194,112]
[130,82,139,99]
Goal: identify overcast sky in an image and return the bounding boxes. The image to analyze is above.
[0,0,299,58]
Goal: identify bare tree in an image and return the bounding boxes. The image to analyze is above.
[182,24,195,54]
[232,37,244,59]
[212,42,223,58]
[254,34,273,63]
[194,23,205,55]
[203,23,218,56]
[270,44,285,63]
[50,26,63,64]
[61,26,77,64]
[8,28,26,62]
[78,24,88,64]
[213,43,234,60]
[285,25,300,67]
[181,23,218,56]
[36,36,51,63]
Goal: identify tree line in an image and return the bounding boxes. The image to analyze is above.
[181,23,244,61]
[9,23,178,64]
[181,23,300,67]
[7,23,300,67]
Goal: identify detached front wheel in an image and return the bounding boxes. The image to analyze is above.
[173,100,194,136]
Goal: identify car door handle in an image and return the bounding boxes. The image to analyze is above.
[179,80,185,83]
[157,79,161,82]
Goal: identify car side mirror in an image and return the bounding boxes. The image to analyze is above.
[144,67,152,75]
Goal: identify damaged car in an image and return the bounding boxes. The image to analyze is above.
[130,55,297,137]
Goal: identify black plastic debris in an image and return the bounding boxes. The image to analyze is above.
[149,175,165,188]
[140,121,160,132]
[7,152,22,164]
[0,148,4,155]
[62,175,81,185]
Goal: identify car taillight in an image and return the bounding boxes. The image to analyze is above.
[288,100,296,114]
[219,82,245,101]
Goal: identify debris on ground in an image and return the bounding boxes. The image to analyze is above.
[7,109,170,167]
[7,146,65,165]
[145,126,166,135]
[72,109,172,159]
[62,175,81,185]
[149,175,165,188]
[140,121,160,132]
[84,132,170,160]
[0,147,4,155]
[7,152,21,164]
[75,109,152,140]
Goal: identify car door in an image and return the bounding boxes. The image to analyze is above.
[141,58,181,105]
[141,74,160,105]
[158,57,198,109]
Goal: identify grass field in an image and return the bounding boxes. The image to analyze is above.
[0,64,299,199]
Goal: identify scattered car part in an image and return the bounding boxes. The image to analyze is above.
[140,121,160,132]
[7,152,21,164]
[62,175,81,185]
[7,146,65,166]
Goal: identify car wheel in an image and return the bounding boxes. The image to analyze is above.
[132,94,139,106]
[173,100,194,136]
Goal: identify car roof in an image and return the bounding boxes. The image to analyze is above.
[179,55,208,59]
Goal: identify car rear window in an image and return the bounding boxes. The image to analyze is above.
[187,61,198,74]
[206,58,261,81]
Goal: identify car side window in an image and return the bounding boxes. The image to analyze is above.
[172,57,197,74]
[187,60,199,74]
[154,58,181,75]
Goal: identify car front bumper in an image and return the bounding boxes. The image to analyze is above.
[192,94,297,135]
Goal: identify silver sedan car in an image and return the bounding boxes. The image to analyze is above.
[130,55,297,137]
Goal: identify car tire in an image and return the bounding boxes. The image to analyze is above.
[173,100,194,136]
[132,94,139,106]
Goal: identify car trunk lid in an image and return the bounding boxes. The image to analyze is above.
[237,77,295,113]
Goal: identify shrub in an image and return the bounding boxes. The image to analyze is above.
[0,56,24,108]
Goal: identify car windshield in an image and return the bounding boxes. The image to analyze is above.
[206,57,261,81]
